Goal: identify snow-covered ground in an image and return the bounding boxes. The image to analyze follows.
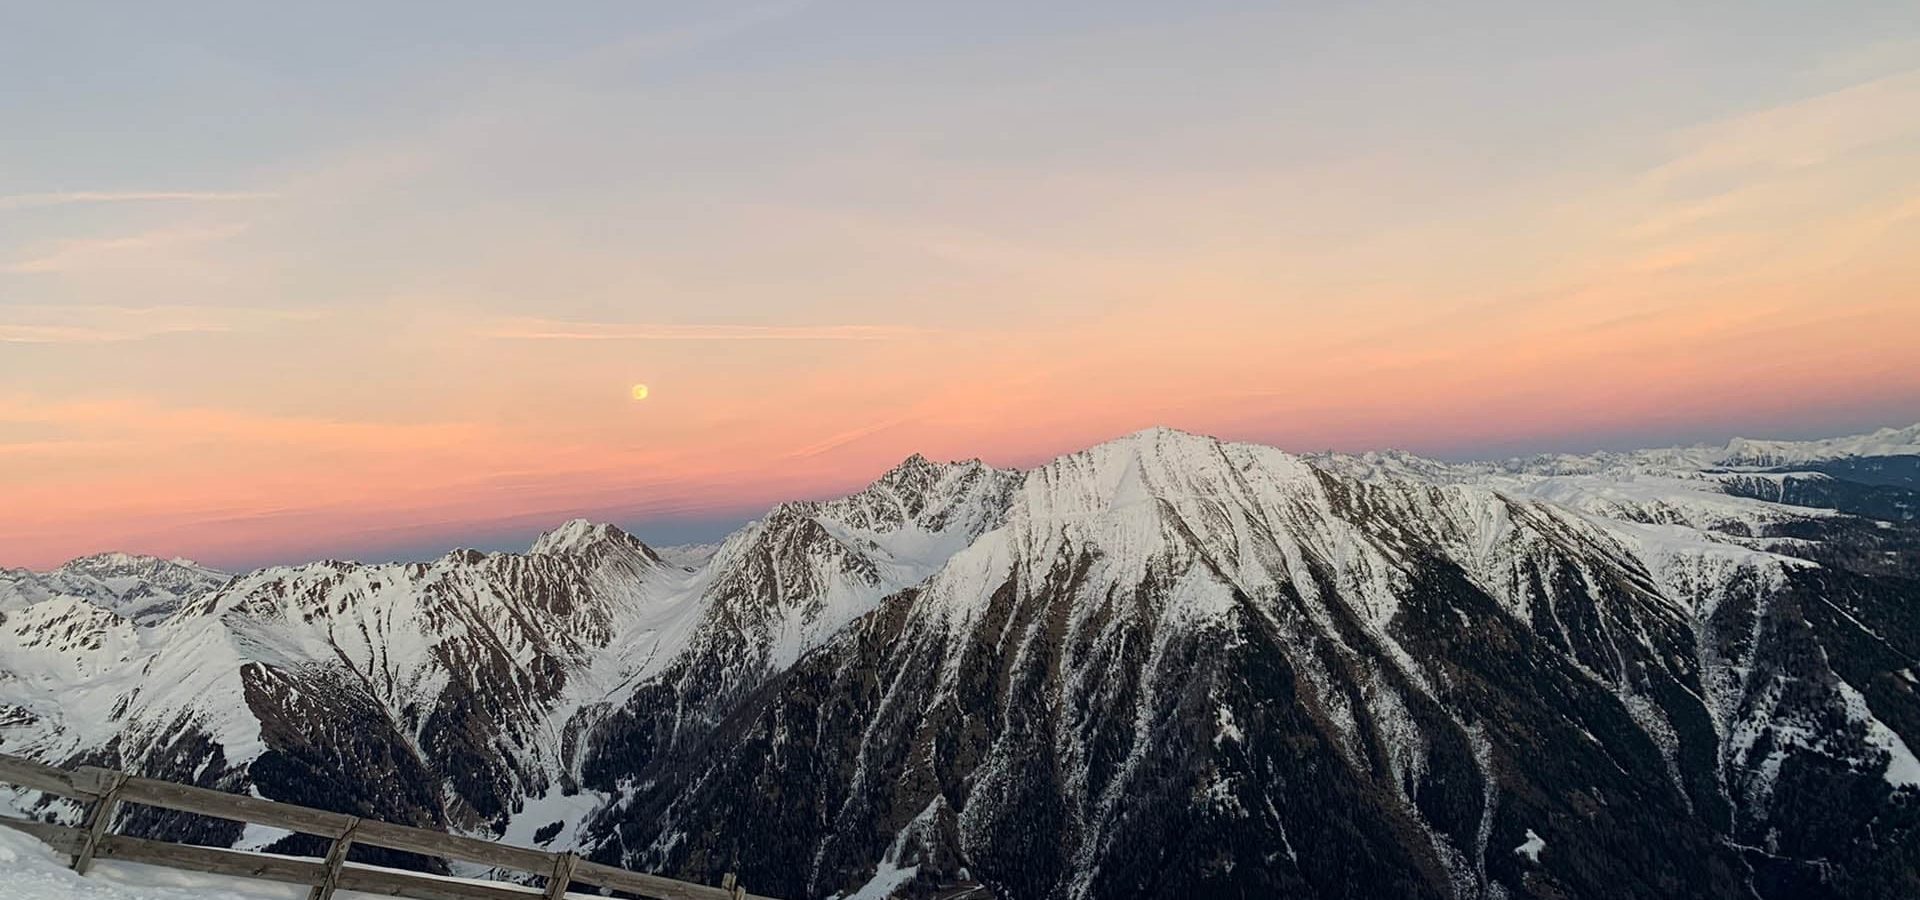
[0,827,294,900]
[0,827,605,900]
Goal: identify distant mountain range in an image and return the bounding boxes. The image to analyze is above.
[4,425,1918,899]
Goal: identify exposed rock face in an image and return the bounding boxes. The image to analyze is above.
[3,428,1917,899]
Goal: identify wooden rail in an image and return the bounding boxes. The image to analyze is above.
[0,752,772,900]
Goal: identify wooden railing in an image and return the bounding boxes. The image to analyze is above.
[0,752,773,900]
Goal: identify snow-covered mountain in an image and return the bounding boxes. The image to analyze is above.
[0,554,229,742]
[0,553,227,625]
[1355,422,1920,479]
[3,426,1917,899]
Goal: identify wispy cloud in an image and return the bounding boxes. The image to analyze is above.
[485,318,931,341]
[0,438,128,458]
[0,393,486,452]
[1644,69,1920,189]
[1590,67,1920,285]
[784,415,919,459]
[1,223,251,274]
[0,191,277,212]
[0,304,316,344]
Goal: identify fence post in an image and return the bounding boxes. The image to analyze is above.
[71,768,128,875]
[306,815,360,900]
[544,850,579,900]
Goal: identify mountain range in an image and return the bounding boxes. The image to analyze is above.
[4,424,1918,899]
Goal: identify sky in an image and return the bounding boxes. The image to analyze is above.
[3,1,1919,571]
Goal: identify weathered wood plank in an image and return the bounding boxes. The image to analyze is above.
[72,765,125,796]
[308,815,361,900]
[542,851,577,900]
[0,752,102,800]
[71,768,127,874]
[31,826,545,900]
[353,818,558,873]
[116,775,357,838]
[571,858,779,900]
[331,866,546,900]
[95,832,328,885]
[0,813,84,854]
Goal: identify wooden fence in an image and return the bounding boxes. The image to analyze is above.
[0,752,774,900]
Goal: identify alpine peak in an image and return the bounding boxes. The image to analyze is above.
[527,518,658,563]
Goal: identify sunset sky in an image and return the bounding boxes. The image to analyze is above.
[5,1,1920,570]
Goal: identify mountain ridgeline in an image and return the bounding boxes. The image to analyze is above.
[4,426,1919,899]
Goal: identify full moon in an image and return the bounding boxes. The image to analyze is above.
[630,383,650,401]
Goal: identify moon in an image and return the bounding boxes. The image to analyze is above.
[630,383,650,401]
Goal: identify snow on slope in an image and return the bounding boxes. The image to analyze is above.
[0,554,226,624]
[0,827,286,900]
[610,453,1019,697]
[1314,438,1861,572]
[0,556,228,767]
[1716,423,1920,466]
[0,827,614,900]
[1469,422,1919,476]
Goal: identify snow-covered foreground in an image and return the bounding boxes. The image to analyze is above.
[0,827,594,900]
[0,827,294,900]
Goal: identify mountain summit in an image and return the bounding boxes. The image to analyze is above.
[0,553,226,626]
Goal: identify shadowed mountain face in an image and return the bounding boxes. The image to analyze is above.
[4,428,1918,899]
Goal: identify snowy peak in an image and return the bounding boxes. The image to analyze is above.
[1018,426,1309,520]
[55,551,160,573]
[667,452,1021,679]
[0,552,226,625]
[52,551,225,586]
[528,519,661,567]
[873,451,942,492]
[811,452,1021,537]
